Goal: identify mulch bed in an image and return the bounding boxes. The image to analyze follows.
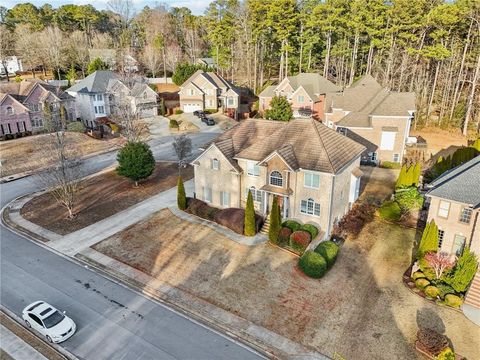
[21,162,193,235]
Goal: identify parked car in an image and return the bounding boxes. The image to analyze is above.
[22,301,76,343]
[203,117,215,126]
[193,110,206,118]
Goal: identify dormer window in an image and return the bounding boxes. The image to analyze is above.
[6,106,13,115]
[211,158,219,170]
[189,89,194,96]
[270,170,283,187]
[298,95,304,102]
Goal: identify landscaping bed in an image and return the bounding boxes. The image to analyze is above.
[21,162,193,235]
[91,210,480,359]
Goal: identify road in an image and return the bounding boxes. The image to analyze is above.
[0,131,266,360]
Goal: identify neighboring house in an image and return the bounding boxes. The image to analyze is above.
[258,73,341,120]
[324,74,416,165]
[0,56,23,75]
[156,83,180,115]
[425,156,480,256]
[196,58,216,68]
[66,70,157,127]
[0,93,32,138]
[0,79,75,137]
[178,70,240,118]
[191,118,365,239]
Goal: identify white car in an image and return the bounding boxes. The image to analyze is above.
[22,301,76,343]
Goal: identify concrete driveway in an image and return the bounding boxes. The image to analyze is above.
[179,112,223,133]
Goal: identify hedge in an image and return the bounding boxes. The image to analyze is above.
[415,278,430,289]
[380,161,402,169]
[444,294,463,308]
[299,251,327,278]
[314,241,339,269]
[214,207,263,235]
[424,286,440,298]
[289,230,311,253]
[186,198,219,221]
[278,227,292,246]
[300,224,319,239]
[282,220,301,232]
[412,271,426,280]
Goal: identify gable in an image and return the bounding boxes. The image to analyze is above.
[24,84,55,104]
[181,82,203,96]
[276,79,294,94]
[1,94,29,112]
[291,86,312,102]
[193,143,240,173]
[196,75,218,90]
[259,152,294,172]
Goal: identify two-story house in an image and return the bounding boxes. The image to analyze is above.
[0,79,75,138]
[66,70,158,128]
[191,118,366,239]
[425,156,480,256]
[178,70,240,117]
[258,73,341,120]
[324,75,416,165]
[0,93,31,138]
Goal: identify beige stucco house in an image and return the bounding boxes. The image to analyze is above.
[258,73,341,120]
[191,118,366,239]
[324,75,415,165]
[425,156,480,256]
[178,70,240,117]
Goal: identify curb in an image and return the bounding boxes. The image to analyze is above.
[1,306,79,360]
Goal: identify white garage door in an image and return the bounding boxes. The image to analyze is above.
[183,104,202,113]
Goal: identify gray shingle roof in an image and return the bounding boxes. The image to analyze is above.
[427,156,480,208]
[258,85,276,97]
[286,73,341,95]
[66,70,118,93]
[203,118,365,174]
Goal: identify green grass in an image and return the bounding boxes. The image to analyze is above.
[378,201,402,222]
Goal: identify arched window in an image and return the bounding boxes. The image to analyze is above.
[6,106,13,115]
[300,198,320,216]
[211,158,219,170]
[270,170,283,187]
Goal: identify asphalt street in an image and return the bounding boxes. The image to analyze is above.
[0,131,266,360]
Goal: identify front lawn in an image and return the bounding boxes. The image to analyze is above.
[92,209,480,359]
[21,162,193,235]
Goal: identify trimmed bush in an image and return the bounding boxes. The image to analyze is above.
[444,294,463,308]
[282,220,301,232]
[378,201,402,222]
[412,271,426,280]
[278,227,292,246]
[436,283,455,300]
[436,347,455,360]
[417,220,439,259]
[300,224,319,239]
[269,196,282,243]
[169,119,179,128]
[380,161,401,169]
[174,109,183,115]
[67,121,84,132]
[289,230,311,253]
[214,208,263,235]
[314,241,339,269]
[187,199,219,221]
[177,176,187,210]
[299,251,327,278]
[418,257,437,281]
[244,191,256,236]
[416,329,449,356]
[424,286,440,298]
[415,278,430,289]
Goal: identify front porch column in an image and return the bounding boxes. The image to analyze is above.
[283,196,288,218]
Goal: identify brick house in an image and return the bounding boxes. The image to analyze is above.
[178,70,240,117]
[258,73,341,120]
[324,75,416,164]
[425,156,480,256]
[191,118,365,239]
[0,93,31,138]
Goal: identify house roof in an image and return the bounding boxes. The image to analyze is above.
[427,156,480,208]
[258,85,276,98]
[0,79,72,102]
[66,70,118,94]
[0,92,30,110]
[180,70,239,95]
[285,73,341,98]
[327,74,416,128]
[202,118,365,174]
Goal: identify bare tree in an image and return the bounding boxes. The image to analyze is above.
[39,27,66,80]
[0,25,14,82]
[66,31,90,78]
[173,134,192,174]
[141,44,162,77]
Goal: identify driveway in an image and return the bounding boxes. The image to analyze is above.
[178,112,224,133]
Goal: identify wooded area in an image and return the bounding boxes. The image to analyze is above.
[0,0,479,134]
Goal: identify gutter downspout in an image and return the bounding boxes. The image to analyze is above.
[468,210,479,249]
[326,173,335,240]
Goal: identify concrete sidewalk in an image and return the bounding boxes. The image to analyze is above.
[0,325,48,360]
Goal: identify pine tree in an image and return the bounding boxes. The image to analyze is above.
[417,220,439,259]
[265,96,293,121]
[405,165,414,187]
[269,196,281,243]
[413,162,421,186]
[396,164,407,188]
[244,190,256,236]
[445,247,479,292]
[116,142,156,187]
[177,176,187,210]
[472,138,480,152]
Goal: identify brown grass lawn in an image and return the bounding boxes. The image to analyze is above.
[409,127,470,160]
[21,163,193,235]
[359,165,399,204]
[0,132,123,177]
[93,209,480,360]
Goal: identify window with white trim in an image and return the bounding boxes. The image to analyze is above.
[99,105,105,113]
[6,106,13,115]
[246,187,262,202]
[32,103,40,112]
[393,154,400,163]
[270,170,283,187]
[337,127,347,136]
[227,97,234,106]
[459,207,472,224]
[247,161,260,177]
[188,89,194,96]
[203,186,212,203]
[97,94,103,101]
[452,235,466,256]
[298,95,304,102]
[437,229,445,249]
[17,122,25,132]
[368,152,377,161]
[438,200,450,218]
[304,172,320,188]
[300,198,320,216]
[221,191,230,207]
[211,158,219,170]
[94,106,98,114]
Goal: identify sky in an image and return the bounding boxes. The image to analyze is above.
[0,0,210,15]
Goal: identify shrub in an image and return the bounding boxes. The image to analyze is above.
[424,286,440,298]
[269,196,282,243]
[300,224,319,239]
[244,191,256,236]
[417,220,439,259]
[174,109,183,115]
[278,227,292,246]
[116,142,155,187]
[187,198,219,221]
[299,251,327,278]
[177,176,187,210]
[169,119,179,128]
[395,187,424,213]
[204,109,217,114]
[444,247,478,292]
[416,329,449,356]
[418,257,437,281]
[378,201,401,222]
[289,230,311,253]
[214,208,263,235]
[380,161,401,169]
[415,278,430,289]
[282,220,301,232]
[264,95,292,121]
[314,241,339,269]
[444,294,463,308]
[412,271,426,280]
[67,121,84,132]
[436,283,455,299]
[437,347,455,360]
[332,203,375,238]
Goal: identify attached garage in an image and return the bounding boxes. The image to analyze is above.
[183,103,202,113]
